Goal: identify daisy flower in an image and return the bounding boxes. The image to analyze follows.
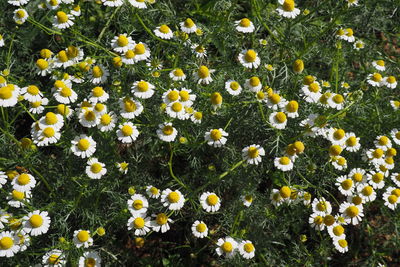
[53,85,78,104]
[116,162,129,174]
[344,132,361,152]
[200,192,221,212]
[89,65,109,84]
[210,92,223,110]
[327,93,345,110]
[333,238,349,253]
[111,34,134,53]
[339,202,364,225]
[34,126,61,147]
[276,0,300,19]
[154,24,174,39]
[150,213,173,233]
[269,112,288,129]
[79,108,100,128]
[29,98,49,114]
[331,156,347,171]
[372,60,385,71]
[42,249,65,266]
[343,28,355,42]
[274,156,293,171]
[204,128,228,147]
[367,73,383,87]
[235,18,255,33]
[78,251,101,267]
[85,158,107,179]
[191,220,208,238]
[133,42,151,61]
[117,122,139,143]
[390,100,400,110]
[282,100,299,118]
[308,213,325,231]
[131,80,155,99]
[119,97,144,119]
[191,44,207,58]
[191,111,203,124]
[53,11,74,29]
[71,5,82,17]
[238,240,255,259]
[127,215,151,236]
[22,210,51,236]
[162,89,180,104]
[11,173,36,192]
[356,183,376,202]
[353,39,365,50]
[71,135,97,158]
[127,194,148,215]
[244,76,262,92]
[391,172,400,187]
[367,171,385,189]
[89,86,109,103]
[121,49,136,65]
[8,0,29,6]
[20,85,43,102]
[242,144,265,165]
[13,9,29,24]
[0,84,20,107]
[194,65,214,84]
[146,185,160,199]
[157,122,178,142]
[129,0,147,9]
[216,237,238,258]
[180,18,197,33]
[38,111,64,131]
[383,76,397,89]
[336,175,355,196]
[348,168,366,184]
[265,93,284,110]
[312,198,332,215]
[98,112,117,132]
[327,223,346,240]
[326,128,347,146]
[73,230,93,248]
[365,148,385,165]
[301,81,322,103]
[165,101,188,119]
[16,233,30,252]
[238,49,261,69]
[7,190,31,208]
[0,231,20,257]
[178,88,196,106]
[161,189,185,211]
[225,80,242,95]
[169,68,186,81]
[383,192,399,210]
[102,0,124,7]
[374,135,392,150]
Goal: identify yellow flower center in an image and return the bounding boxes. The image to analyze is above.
[134,43,146,55]
[221,242,233,253]
[100,114,112,125]
[316,201,327,211]
[92,87,104,97]
[60,86,72,97]
[66,46,78,59]
[337,157,346,166]
[206,194,219,206]
[210,92,222,105]
[195,45,205,53]
[338,239,348,248]
[387,76,396,84]
[240,18,251,27]
[133,199,143,210]
[85,258,96,267]
[159,24,171,34]
[12,190,25,200]
[27,85,39,95]
[293,59,304,72]
[245,195,253,202]
[346,136,357,147]
[346,206,359,217]
[121,125,133,136]
[372,148,384,159]
[0,237,14,250]
[333,225,344,236]
[77,230,90,242]
[48,254,61,265]
[333,94,344,104]
[174,68,184,77]
[376,60,384,66]
[279,186,291,198]
[303,75,315,85]
[352,196,363,205]
[352,173,363,182]
[171,102,183,112]
[184,18,194,27]
[275,112,287,123]
[391,189,400,197]
[0,86,12,99]
[323,215,335,226]
[196,223,206,233]
[341,179,353,190]
[247,146,259,158]
[314,215,323,225]
[178,91,189,102]
[122,99,136,113]
[167,91,179,102]
[229,81,240,90]
[117,35,129,47]
[29,214,43,228]
[286,100,298,112]
[194,111,202,120]
[156,213,168,225]
[150,187,159,195]
[372,73,382,82]
[396,132,400,139]
[378,136,389,146]
[137,81,149,92]
[283,0,295,11]
[249,77,260,87]
[16,10,26,19]
[133,217,145,229]
[244,50,257,62]
[279,156,290,165]
[92,66,103,78]
[308,83,320,93]
[125,50,135,59]
[43,127,55,138]
[333,129,345,140]
[36,59,49,70]
[244,243,255,252]
[84,110,96,121]
[90,163,102,174]
[17,173,30,185]
[388,195,398,204]
[372,173,383,183]
[168,191,180,203]
[210,129,222,141]
[77,139,90,151]
[198,66,209,78]
[162,125,174,136]
[269,93,281,104]
[57,11,68,23]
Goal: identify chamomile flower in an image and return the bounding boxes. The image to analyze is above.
[0,35,4,47]
[118,98,143,119]
[326,128,346,146]
[78,251,101,267]
[200,192,221,212]
[22,210,51,236]
[178,88,196,106]
[390,100,400,110]
[367,73,383,87]
[274,156,293,171]
[269,112,288,129]
[216,237,238,258]
[191,111,203,124]
[131,80,155,99]
[8,0,29,6]
[225,80,242,95]
[71,5,81,17]
[265,93,284,110]
[195,65,214,85]
[102,0,124,7]
[16,233,30,252]
[11,173,36,192]
[367,171,385,189]
[165,101,188,119]
[85,158,107,179]
[53,11,74,29]
[242,144,265,165]
[88,86,109,103]
[129,0,147,9]
[150,213,173,233]
[312,198,332,215]
[157,122,178,142]
[180,18,197,33]
[372,60,385,71]
[238,49,260,69]
[97,112,117,132]
[356,183,376,202]
[339,202,364,225]
[121,49,136,65]
[0,211,11,229]
[146,185,160,199]
[127,215,151,236]
[169,68,186,81]
[336,175,355,196]
[7,190,31,208]
[73,230,93,248]
[238,240,255,259]
[0,171,7,188]
[20,85,43,102]
[154,24,174,39]
[161,189,185,211]
[308,214,324,232]
[283,100,299,118]
[89,65,109,84]
[13,9,29,24]
[0,84,20,107]
[374,135,392,150]
[111,34,134,53]
[127,194,148,215]
[53,85,78,104]
[391,173,400,187]
[348,168,366,184]
[117,122,139,143]
[327,223,346,240]
[353,39,365,50]
[71,135,97,158]
[344,133,361,152]
[210,92,223,110]
[366,148,385,165]
[205,128,228,147]
[383,193,399,210]
[331,156,347,170]
[78,108,100,128]
[29,98,49,114]
[56,104,74,119]
[333,238,349,253]
[0,231,20,257]
[34,126,61,146]
[383,76,397,89]
[343,28,355,42]
[191,220,208,238]
[244,76,262,92]
[276,0,300,19]
[235,18,255,33]
[301,82,322,103]
[191,44,207,58]
[327,93,345,110]
[133,42,151,61]
[241,195,253,207]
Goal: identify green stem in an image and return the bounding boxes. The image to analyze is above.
[168,144,189,191]
[135,12,178,45]
[30,167,53,194]
[97,6,122,42]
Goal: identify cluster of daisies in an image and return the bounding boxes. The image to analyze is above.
[125,186,256,259]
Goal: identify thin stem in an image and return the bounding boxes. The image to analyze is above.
[168,144,189,191]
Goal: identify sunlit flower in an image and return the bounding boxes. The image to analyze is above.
[204,128,228,147]
[238,49,260,69]
[200,192,221,212]
[242,144,265,165]
[238,240,255,259]
[78,251,101,267]
[161,189,185,211]
[53,11,74,29]
[119,97,143,119]
[150,213,173,233]
[85,158,107,179]
[127,215,151,236]
[117,122,139,143]
[216,237,238,258]
[22,210,51,236]
[191,220,208,238]
[276,0,300,19]
[235,18,255,33]
[73,230,93,248]
[13,9,29,24]
[154,24,174,39]
[180,18,197,33]
[71,134,96,158]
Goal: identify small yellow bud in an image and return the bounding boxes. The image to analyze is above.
[97,227,106,236]
[128,187,136,195]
